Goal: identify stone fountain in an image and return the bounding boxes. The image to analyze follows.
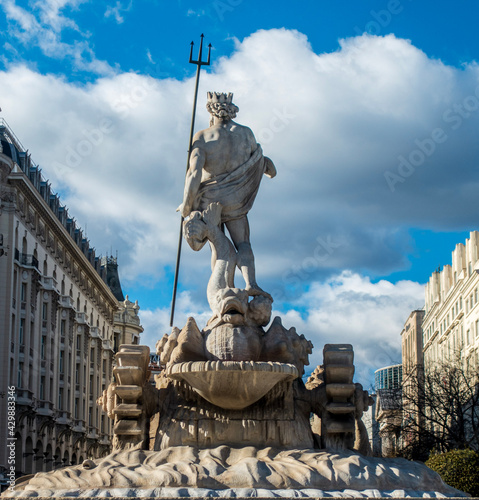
[3,93,465,498]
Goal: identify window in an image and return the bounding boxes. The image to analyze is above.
[75,364,80,384]
[41,336,46,359]
[476,319,479,338]
[40,376,45,400]
[467,329,471,345]
[58,388,63,409]
[460,297,463,309]
[59,351,64,373]
[20,283,27,302]
[76,334,81,351]
[17,362,23,388]
[42,302,48,321]
[19,319,25,345]
[74,398,79,419]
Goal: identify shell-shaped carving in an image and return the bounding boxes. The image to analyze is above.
[204,324,262,361]
[260,317,313,376]
[169,317,206,364]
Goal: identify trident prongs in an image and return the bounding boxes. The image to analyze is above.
[189,34,212,67]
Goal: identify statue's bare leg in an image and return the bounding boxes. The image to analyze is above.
[225,217,270,298]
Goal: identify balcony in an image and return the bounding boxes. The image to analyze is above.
[102,339,113,352]
[55,411,71,425]
[73,419,86,433]
[90,327,100,339]
[41,276,58,292]
[75,312,89,325]
[37,400,54,416]
[59,295,75,309]
[16,389,34,406]
[14,249,39,270]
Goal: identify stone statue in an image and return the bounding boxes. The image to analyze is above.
[178,92,276,301]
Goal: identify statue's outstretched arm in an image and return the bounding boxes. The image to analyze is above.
[179,144,205,217]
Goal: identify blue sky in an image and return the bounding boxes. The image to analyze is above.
[1,0,479,386]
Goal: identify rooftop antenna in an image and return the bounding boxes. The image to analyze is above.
[170,34,212,328]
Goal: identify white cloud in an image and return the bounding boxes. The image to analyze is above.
[104,1,132,25]
[275,271,425,387]
[1,0,114,75]
[186,8,205,17]
[1,29,479,304]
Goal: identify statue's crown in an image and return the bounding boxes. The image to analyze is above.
[207,92,233,104]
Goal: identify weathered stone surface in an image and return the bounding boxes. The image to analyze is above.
[166,361,298,410]
[260,317,313,376]
[204,324,262,361]
[3,446,465,497]
[179,92,276,322]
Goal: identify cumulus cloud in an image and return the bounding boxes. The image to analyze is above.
[1,28,479,306]
[274,271,425,387]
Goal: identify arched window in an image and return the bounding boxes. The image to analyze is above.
[35,439,44,473]
[24,436,33,474]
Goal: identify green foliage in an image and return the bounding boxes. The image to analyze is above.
[425,449,479,496]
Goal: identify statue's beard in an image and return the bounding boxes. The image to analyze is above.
[215,108,229,118]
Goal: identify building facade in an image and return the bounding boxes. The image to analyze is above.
[0,118,143,479]
[399,309,425,453]
[374,364,402,457]
[423,232,479,369]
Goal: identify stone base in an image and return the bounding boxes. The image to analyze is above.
[2,489,472,498]
[2,447,466,498]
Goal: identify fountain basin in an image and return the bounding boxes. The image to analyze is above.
[166,360,299,410]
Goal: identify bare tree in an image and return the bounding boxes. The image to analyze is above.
[393,350,479,461]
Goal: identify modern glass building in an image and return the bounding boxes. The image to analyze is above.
[374,363,402,391]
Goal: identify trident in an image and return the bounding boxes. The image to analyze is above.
[170,34,212,327]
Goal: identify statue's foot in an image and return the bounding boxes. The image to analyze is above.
[245,284,273,302]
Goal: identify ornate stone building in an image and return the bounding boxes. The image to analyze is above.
[423,231,479,368]
[0,118,143,479]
